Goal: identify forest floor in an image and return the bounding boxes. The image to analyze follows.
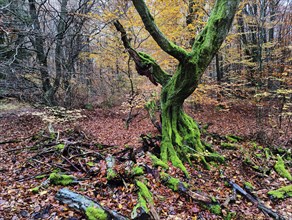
[0,82,291,220]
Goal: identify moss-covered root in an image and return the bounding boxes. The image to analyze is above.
[131,165,144,176]
[160,139,190,177]
[159,172,222,216]
[205,153,225,164]
[160,172,188,191]
[85,206,108,220]
[148,153,169,170]
[131,180,154,219]
[268,185,292,199]
[49,173,77,186]
[274,155,292,181]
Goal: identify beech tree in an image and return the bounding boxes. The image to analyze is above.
[115,0,240,176]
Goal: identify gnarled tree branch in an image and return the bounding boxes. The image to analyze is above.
[191,0,240,69]
[131,0,188,61]
[114,20,171,86]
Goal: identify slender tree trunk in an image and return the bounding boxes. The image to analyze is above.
[28,0,55,105]
[55,0,68,102]
[216,53,223,82]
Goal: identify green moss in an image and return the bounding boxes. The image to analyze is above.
[268,185,292,199]
[86,162,95,167]
[244,182,254,190]
[264,148,271,159]
[251,142,262,150]
[49,173,75,186]
[209,204,221,215]
[163,141,190,177]
[220,142,237,150]
[84,103,94,110]
[224,212,236,220]
[54,143,65,151]
[274,155,292,181]
[30,186,40,194]
[50,132,56,140]
[85,206,108,220]
[136,180,153,204]
[131,166,144,176]
[35,174,47,179]
[132,192,148,218]
[160,172,188,191]
[226,135,242,143]
[137,192,148,211]
[149,153,169,169]
[145,99,158,118]
[132,180,154,218]
[107,169,117,181]
[205,153,225,163]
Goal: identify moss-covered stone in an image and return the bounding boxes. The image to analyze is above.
[105,156,118,181]
[131,166,144,176]
[274,155,292,181]
[149,153,169,169]
[49,173,75,186]
[160,172,188,191]
[85,206,108,220]
[268,185,292,199]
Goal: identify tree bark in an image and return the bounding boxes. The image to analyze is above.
[28,0,55,105]
[116,0,240,176]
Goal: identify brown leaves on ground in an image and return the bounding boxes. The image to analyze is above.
[0,90,291,219]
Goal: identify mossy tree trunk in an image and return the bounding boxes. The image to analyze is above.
[115,0,240,175]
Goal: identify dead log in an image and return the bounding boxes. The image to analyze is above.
[227,180,285,220]
[55,188,128,220]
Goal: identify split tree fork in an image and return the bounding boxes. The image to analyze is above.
[114,0,240,177]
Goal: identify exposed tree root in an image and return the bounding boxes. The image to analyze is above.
[161,105,216,176]
[159,172,221,215]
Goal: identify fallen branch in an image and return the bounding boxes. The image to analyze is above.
[0,139,22,145]
[61,155,81,172]
[5,145,37,153]
[55,188,128,220]
[16,170,51,182]
[227,180,285,220]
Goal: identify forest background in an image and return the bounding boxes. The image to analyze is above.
[0,0,291,219]
[0,0,291,108]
